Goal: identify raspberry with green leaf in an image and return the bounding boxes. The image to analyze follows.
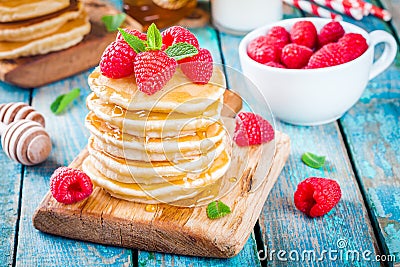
[179,48,213,84]
[162,26,199,49]
[134,51,177,95]
[117,23,200,95]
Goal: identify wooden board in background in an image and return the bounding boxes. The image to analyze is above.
[0,0,141,88]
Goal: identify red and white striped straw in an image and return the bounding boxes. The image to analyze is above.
[334,0,371,15]
[283,0,343,20]
[312,0,364,20]
[334,0,391,20]
[368,4,392,21]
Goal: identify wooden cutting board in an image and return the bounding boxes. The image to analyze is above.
[32,90,291,258]
[0,0,141,88]
[32,136,290,258]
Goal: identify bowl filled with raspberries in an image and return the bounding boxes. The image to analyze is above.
[238,18,397,126]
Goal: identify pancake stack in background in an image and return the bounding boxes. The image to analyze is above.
[0,0,90,59]
[82,67,232,205]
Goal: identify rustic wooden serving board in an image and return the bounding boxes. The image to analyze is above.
[33,130,290,258]
[0,0,141,88]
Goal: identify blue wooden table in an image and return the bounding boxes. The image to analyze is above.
[1,0,399,266]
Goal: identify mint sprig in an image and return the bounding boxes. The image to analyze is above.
[118,28,146,53]
[206,200,231,219]
[165,42,198,60]
[102,13,126,32]
[50,88,80,115]
[146,23,163,50]
[302,152,326,169]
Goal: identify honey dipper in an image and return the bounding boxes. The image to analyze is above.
[0,102,45,127]
[0,120,52,166]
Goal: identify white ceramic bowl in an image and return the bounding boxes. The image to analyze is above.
[239,18,397,125]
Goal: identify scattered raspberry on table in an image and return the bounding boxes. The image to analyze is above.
[294,177,342,217]
[233,112,274,146]
[50,167,93,204]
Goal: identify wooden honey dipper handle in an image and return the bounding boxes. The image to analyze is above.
[0,102,45,127]
[0,120,51,166]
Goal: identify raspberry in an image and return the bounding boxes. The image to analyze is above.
[179,48,213,84]
[116,28,147,42]
[134,50,177,95]
[265,61,286,68]
[247,36,280,64]
[318,21,345,47]
[338,33,368,61]
[265,26,290,49]
[294,177,342,217]
[307,43,344,69]
[281,43,313,69]
[162,26,199,49]
[50,167,93,204]
[99,41,136,78]
[290,21,318,49]
[233,112,274,146]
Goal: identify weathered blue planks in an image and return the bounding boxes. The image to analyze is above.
[0,0,398,265]
[339,10,400,265]
[13,72,133,266]
[138,235,261,267]
[0,83,30,267]
[218,13,382,266]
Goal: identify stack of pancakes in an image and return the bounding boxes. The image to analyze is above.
[0,0,90,59]
[82,67,232,204]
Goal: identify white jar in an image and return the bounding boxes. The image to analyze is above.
[211,0,282,35]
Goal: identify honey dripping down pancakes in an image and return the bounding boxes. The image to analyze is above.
[0,0,90,59]
[82,25,232,205]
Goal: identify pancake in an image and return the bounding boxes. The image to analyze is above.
[0,13,90,59]
[88,67,226,115]
[89,155,185,184]
[86,92,223,138]
[0,0,82,41]
[0,0,70,22]
[91,135,226,162]
[85,112,227,154]
[87,135,226,182]
[82,148,231,204]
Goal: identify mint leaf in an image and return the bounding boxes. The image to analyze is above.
[302,152,326,169]
[50,88,80,115]
[206,200,231,219]
[118,28,146,53]
[101,13,126,32]
[165,43,198,60]
[146,23,162,50]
